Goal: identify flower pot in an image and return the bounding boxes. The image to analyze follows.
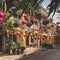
[9,49,13,54]
[21,47,25,54]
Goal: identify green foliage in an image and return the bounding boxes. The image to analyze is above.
[47,0,60,16]
[6,0,60,19]
[7,41,16,50]
[55,33,60,41]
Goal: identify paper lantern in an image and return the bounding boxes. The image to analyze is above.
[24,16,27,19]
[9,17,14,21]
[13,22,19,27]
[57,22,60,25]
[34,20,38,24]
[9,17,14,24]
[21,20,27,25]
[42,20,49,25]
[8,30,14,34]
[26,22,32,27]
[11,6,16,10]
[0,12,4,18]
[16,32,21,37]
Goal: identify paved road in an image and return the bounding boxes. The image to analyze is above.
[20,48,60,60]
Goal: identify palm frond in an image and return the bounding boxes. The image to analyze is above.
[6,0,29,20]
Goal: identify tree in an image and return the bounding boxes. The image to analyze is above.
[6,0,60,20]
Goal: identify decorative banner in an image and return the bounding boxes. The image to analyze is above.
[0,12,4,18]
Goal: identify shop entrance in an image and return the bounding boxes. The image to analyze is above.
[0,34,2,51]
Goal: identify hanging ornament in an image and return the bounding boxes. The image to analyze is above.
[42,20,49,25]
[16,32,21,37]
[8,30,13,34]
[26,22,32,27]
[9,16,14,24]
[21,20,27,25]
[13,22,19,27]
[34,20,38,24]
[0,12,4,18]
[56,22,60,25]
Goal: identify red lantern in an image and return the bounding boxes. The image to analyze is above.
[21,20,27,25]
[24,16,27,19]
[0,12,4,18]
[16,32,21,37]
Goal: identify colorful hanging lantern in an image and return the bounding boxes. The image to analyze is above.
[24,16,27,19]
[13,22,19,27]
[26,22,32,27]
[42,20,49,25]
[8,30,14,34]
[0,12,4,18]
[16,32,21,37]
[21,20,27,25]
[34,20,38,24]
[9,17,14,24]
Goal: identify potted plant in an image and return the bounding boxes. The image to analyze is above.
[20,46,26,54]
[16,43,21,54]
[7,40,17,54]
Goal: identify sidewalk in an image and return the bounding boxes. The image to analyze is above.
[0,47,40,60]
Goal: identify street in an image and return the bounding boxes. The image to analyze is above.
[20,48,60,60]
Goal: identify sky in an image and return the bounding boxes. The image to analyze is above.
[41,0,51,9]
[41,0,60,24]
